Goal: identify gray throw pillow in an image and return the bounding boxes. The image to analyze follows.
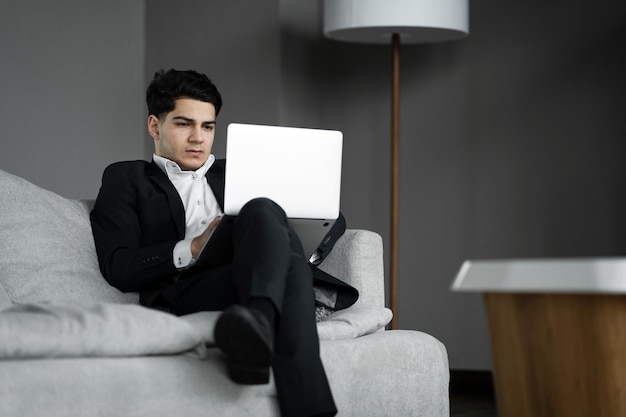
[0,169,138,305]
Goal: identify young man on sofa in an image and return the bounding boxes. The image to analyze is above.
[90,69,336,417]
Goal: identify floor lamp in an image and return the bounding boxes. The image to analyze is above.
[323,0,469,329]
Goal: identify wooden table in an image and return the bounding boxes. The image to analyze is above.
[452,258,626,417]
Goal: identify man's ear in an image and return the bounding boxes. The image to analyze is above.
[147,115,160,140]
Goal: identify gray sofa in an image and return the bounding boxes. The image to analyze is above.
[0,168,449,417]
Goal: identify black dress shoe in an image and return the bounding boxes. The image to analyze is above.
[214,305,274,384]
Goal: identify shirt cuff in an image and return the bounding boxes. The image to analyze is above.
[173,238,195,269]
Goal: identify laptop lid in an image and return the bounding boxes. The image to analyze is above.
[223,123,343,257]
[224,123,342,219]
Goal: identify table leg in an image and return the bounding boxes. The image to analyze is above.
[484,293,626,417]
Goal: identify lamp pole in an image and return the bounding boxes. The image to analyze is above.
[390,33,400,330]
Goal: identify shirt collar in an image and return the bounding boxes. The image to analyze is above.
[153,153,215,180]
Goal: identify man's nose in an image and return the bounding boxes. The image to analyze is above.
[189,126,204,142]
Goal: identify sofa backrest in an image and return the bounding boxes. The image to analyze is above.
[0,169,139,307]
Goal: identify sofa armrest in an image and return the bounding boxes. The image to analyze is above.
[317,229,385,309]
[321,330,450,417]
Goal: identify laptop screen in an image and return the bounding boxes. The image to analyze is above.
[224,123,343,220]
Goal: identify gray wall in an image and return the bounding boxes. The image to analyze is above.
[2,0,624,370]
[394,1,626,368]
[0,0,145,199]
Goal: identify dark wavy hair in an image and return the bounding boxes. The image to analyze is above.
[146,69,223,118]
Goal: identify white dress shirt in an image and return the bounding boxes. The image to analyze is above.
[153,154,223,269]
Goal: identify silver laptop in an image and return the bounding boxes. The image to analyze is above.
[194,123,343,267]
[224,122,343,258]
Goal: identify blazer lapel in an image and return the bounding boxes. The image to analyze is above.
[206,169,225,211]
[147,162,186,237]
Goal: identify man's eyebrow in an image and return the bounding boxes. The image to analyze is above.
[172,116,216,124]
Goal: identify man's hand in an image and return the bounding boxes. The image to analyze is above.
[190,216,222,259]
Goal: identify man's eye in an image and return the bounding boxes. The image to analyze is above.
[204,125,215,131]
[176,122,190,127]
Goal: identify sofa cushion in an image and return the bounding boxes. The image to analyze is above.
[0,302,208,358]
[0,301,392,360]
[0,169,138,305]
[317,306,392,340]
[182,305,392,345]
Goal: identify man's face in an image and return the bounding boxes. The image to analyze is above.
[148,97,216,171]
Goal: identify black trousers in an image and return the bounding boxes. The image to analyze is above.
[155,198,336,417]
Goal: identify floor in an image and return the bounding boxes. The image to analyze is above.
[449,370,498,417]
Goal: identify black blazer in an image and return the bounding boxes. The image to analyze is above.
[91,159,357,308]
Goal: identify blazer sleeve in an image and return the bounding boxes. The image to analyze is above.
[90,162,181,293]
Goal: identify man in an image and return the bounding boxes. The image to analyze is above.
[90,69,337,417]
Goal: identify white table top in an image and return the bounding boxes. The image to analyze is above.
[451,257,626,294]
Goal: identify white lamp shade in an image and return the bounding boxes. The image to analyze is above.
[323,0,469,44]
